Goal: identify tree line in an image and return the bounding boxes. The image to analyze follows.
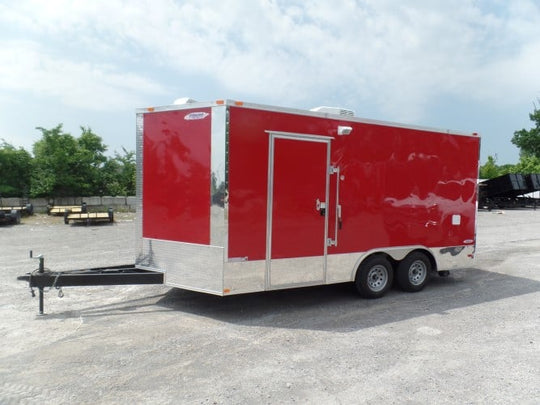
[479,103,540,179]
[0,125,135,198]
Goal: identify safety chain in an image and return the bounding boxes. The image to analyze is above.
[29,267,64,299]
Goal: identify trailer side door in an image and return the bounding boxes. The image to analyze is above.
[266,132,332,288]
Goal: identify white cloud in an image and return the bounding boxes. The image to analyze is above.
[0,39,167,110]
[1,0,539,121]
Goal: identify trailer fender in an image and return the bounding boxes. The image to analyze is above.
[351,246,436,281]
[433,245,475,271]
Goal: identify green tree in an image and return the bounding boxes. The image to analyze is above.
[101,148,136,196]
[512,103,540,158]
[31,125,79,197]
[76,126,108,195]
[497,163,516,176]
[31,125,108,197]
[0,140,32,197]
[514,155,540,174]
[479,155,500,179]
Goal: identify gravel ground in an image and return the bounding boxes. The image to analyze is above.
[1,210,539,404]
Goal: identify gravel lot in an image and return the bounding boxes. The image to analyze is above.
[1,210,539,404]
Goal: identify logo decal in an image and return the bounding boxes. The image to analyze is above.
[184,112,209,120]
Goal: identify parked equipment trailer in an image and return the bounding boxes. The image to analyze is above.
[526,173,540,192]
[0,200,32,225]
[479,173,540,209]
[47,202,87,215]
[0,209,21,225]
[64,208,114,224]
[0,202,33,217]
[18,99,480,313]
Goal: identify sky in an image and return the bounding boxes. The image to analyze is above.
[1,0,539,164]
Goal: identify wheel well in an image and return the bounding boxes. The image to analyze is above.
[354,252,395,280]
[354,249,437,280]
[407,248,437,272]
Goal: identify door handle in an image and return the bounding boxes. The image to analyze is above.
[316,199,326,216]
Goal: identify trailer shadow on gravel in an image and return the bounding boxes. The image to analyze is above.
[37,268,539,332]
[150,268,539,332]
[35,268,540,332]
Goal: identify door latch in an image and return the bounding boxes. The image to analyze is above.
[316,199,326,216]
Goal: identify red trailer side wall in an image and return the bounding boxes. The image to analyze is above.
[142,108,211,244]
[227,106,479,261]
[335,124,478,252]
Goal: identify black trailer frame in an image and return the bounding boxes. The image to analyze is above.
[17,256,163,315]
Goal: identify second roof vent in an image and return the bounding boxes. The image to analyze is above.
[310,106,355,117]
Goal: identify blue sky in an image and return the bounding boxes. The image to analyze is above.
[1,0,539,164]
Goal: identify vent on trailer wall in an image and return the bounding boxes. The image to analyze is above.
[310,106,355,117]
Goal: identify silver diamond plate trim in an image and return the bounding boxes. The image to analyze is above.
[135,112,144,257]
[137,238,224,295]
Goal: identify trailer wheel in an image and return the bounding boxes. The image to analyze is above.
[11,210,21,224]
[355,256,393,298]
[396,252,431,292]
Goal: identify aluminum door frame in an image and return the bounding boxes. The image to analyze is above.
[265,131,333,289]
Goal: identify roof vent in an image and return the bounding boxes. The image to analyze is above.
[173,97,198,105]
[310,106,355,117]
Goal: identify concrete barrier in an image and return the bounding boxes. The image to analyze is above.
[126,196,137,211]
[85,196,102,206]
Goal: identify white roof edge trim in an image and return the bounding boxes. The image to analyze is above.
[136,99,479,138]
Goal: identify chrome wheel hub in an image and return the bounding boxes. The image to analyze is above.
[367,265,388,292]
[409,260,427,286]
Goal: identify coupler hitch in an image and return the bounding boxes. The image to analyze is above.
[17,252,164,315]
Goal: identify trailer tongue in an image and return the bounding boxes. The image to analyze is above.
[17,253,163,315]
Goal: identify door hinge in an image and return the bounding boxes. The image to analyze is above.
[329,165,339,175]
[327,238,337,247]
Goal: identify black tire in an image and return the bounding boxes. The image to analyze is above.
[354,256,393,298]
[396,251,431,292]
[11,210,21,225]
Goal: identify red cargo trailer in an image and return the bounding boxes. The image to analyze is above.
[135,99,480,298]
